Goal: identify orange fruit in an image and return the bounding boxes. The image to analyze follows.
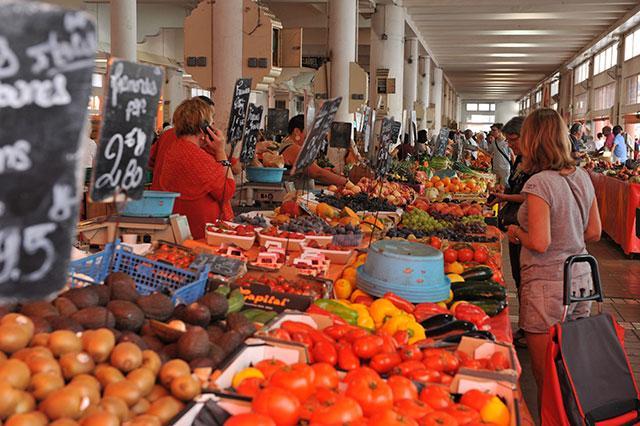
[434,182,445,190]
[451,177,460,185]
[342,267,358,282]
[425,182,434,188]
[442,177,451,186]
[444,262,465,275]
[430,176,441,183]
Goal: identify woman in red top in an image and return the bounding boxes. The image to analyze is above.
[158,98,235,239]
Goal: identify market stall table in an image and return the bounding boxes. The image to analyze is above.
[589,173,640,255]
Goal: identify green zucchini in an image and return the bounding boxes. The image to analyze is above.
[226,289,245,314]
[452,282,506,301]
[460,266,494,281]
[470,300,507,317]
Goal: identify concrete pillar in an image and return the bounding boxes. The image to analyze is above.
[268,86,276,109]
[369,4,405,120]
[212,0,243,138]
[433,67,444,130]
[166,69,187,119]
[456,96,462,126]
[328,0,357,122]
[288,92,297,117]
[403,37,418,115]
[110,0,137,61]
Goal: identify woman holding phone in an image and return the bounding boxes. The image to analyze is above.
[157,98,236,239]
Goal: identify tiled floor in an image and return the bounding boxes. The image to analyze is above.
[502,236,640,424]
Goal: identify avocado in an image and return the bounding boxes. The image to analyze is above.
[177,326,211,361]
[107,300,145,332]
[198,293,228,321]
[136,293,174,321]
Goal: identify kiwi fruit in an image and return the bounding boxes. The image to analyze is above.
[178,303,211,327]
[50,420,81,426]
[48,330,82,357]
[29,372,64,400]
[5,411,49,426]
[30,332,49,347]
[170,374,201,402]
[130,398,150,416]
[94,365,125,388]
[146,384,169,403]
[0,359,31,390]
[40,386,90,420]
[59,352,95,380]
[47,316,84,333]
[20,301,59,318]
[1,313,34,334]
[99,396,130,422]
[53,297,79,317]
[64,287,100,310]
[106,300,145,332]
[110,342,142,373]
[159,359,190,388]
[67,380,101,407]
[0,383,20,419]
[106,273,139,302]
[0,324,32,354]
[146,396,184,425]
[12,390,36,415]
[103,379,141,407]
[127,415,162,426]
[198,293,228,320]
[26,354,63,376]
[136,293,174,321]
[93,285,111,306]
[71,374,101,393]
[117,331,148,350]
[127,368,155,397]
[177,326,210,361]
[79,411,119,426]
[71,307,116,330]
[81,329,116,363]
[141,350,162,376]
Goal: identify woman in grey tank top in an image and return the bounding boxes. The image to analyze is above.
[505,109,602,404]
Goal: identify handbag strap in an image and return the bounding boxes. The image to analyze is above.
[493,140,512,167]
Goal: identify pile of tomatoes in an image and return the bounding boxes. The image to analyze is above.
[226,361,510,426]
[442,245,491,265]
[146,244,195,270]
[237,275,325,298]
[261,227,306,240]
[206,224,257,237]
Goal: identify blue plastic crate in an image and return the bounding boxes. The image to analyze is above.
[246,167,287,183]
[69,241,209,305]
[122,191,180,217]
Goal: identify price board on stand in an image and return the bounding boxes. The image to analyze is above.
[239,104,263,164]
[434,127,450,157]
[291,97,342,175]
[226,78,252,149]
[0,1,96,300]
[90,59,164,202]
[375,117,401,178]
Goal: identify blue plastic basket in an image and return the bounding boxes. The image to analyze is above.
[246,167,287,183]
[68,241,209,305]
[122,191,180,217]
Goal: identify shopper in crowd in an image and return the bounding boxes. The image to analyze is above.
[593,132,605,151]
[156,98,236,239]
[415,129,429,156]
[462,129,479,160]
[612,125,628,163]
[475,131,488,151]
[488,123,512,187]
[279,114,349,186]
[507,108,601,399]
[569,122,585,158]
[82,117,97,168]
[397,134,415,161]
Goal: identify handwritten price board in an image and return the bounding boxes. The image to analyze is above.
[91,60,163,202]
[434,127,449,157]
[239,104,263,164]
[227,78,252,149]
[375,117,401,178]
[291,97,342,175]
[0,1,96,301]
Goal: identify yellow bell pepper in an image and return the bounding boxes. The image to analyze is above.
[349,289,369,303]
[406,320,426,344]
[380,314,426,344]
[369,299,402,327]
[350,303,375,330]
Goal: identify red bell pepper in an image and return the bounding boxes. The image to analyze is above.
[452,303,490,330]
[414,302,450,322]
[383,292,415,314]
[306,304,348,325]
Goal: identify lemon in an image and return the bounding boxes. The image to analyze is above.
[447,273,465,283]
[232,367,264,389]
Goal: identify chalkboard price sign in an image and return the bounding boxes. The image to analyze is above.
[91,59,163,202]
[190,253,244,278]
[239,104,263,164]
[227,78,252,149]
[0,1,96,301]
[375,118,401,178]
[291,97,342,175]
[266,108,289,137]
[330,122,352,149]
[434,127,450,157]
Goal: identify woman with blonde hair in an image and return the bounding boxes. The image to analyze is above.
[157,98,235,239]
[506,108,601,399]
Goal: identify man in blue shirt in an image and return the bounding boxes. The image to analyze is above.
[612,125,627,163]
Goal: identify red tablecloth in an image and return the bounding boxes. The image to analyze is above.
[589,173,640,255]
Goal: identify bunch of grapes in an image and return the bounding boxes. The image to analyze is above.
[401,208,448,233]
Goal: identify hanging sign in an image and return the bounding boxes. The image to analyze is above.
[0,1,96,301]
[375,117,401,178]
[291,97,342,175]
[239,104,263,164]
[226,78,252,149]
[91,59,163,202]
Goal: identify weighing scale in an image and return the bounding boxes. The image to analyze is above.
[76,214,192,247]
[235,182,293,208]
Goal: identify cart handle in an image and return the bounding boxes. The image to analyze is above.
[563,254,603,307]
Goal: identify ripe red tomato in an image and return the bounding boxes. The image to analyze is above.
[419,411,459,426]
[443,249,458,263]
[394,398,434,419]
[312,341,338,366]
[345,328,370,342]
[440,374,453,385]
[387,375,418,402]
[311,363,339,389]
[309,396,363,425]
[236,377,265,397]
[392,360,426,377]
[445,404,480,425]
[488,352,510,371]
[420,386,453,410]
[370,352,403,374]
[401,345,423,362]
[457,248,474,263]
[345,376,394,417]
[343,367,380,384]
[423,350,460,374]
[472,249,489,264]
[269,363,316,402]
[353,335,384,359]
[369,409,419,426]
[300,387,337,421]
[255,359,287,380]
[459,389,493,413]
[224,413,276,426]
[338,342,361,371]
[429,237,443,250]
[408,368,442,384]
[252,387,301,426]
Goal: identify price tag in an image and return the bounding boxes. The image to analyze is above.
[239,104,263,164]
[291,97,342,175]
[375,117,401,178]
[0,1,96,301]
[90,59,163,202]
[226,78,252,149]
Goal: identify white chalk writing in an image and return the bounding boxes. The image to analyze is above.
[0,73,71,109]
[0,140,32,174]
[110,62,159,107]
